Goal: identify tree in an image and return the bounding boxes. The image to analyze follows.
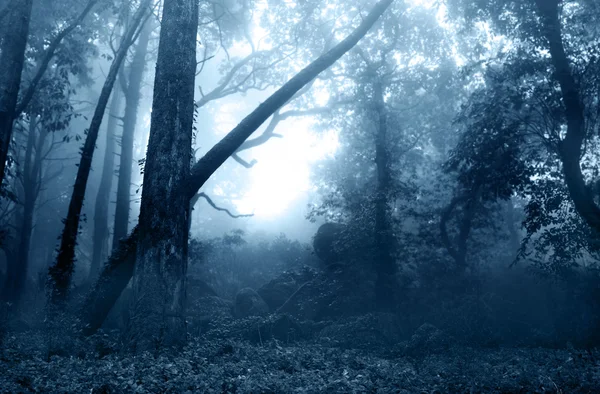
[125,0,199,351]
[48,0,153,306]
[112,17,155,249]
[534,0,600,232]
[80,0,395,336]
[1,0,101,188]
[0,0,33,187]
[91,87,122,280]
[445,0,600,273]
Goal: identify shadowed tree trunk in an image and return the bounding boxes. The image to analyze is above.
[534,0,600,233]
[0,0,32,186]
[440,190,477,273]
[91,89,122,281]
[80,0,395,336]
[48,1,151,306]
[3,117,36,302]
[112,19,154,250]
[372,80,397,310]
[126,0,198,351]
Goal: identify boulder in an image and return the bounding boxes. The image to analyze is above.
[313,223,347,267]
[247,314,306,343]
[277,266,376,321]
[402,323,453,356]
[233,288,269,318]
[188,277,217,300]
[257,267,317,312]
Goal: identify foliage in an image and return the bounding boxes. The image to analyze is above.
[0,330,599,393]
[189,231,318,300]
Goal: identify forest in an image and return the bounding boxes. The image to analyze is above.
[0,0,599,392]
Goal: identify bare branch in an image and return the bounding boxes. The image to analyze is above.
[231,153,257,168]
[195,192,253,218]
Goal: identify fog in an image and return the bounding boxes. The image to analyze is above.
[0,0,599,391]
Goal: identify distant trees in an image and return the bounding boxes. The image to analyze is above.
[112,17,155,251]
[308,2,458,301]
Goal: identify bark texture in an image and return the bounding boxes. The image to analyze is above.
[112,20,153,249]
[48,1,151,305]
[80,0,395,336]
[126,0,198,351]
[0,0,32,186]
[91,89,122,281]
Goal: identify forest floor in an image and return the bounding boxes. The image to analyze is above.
[0,331,599,393]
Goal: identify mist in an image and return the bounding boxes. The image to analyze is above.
[0,0,599,392]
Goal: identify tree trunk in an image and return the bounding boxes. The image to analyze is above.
[535,0,600,233]
[0,0,32,186]
[80,0,395,335]
[4,115,46,303]
[3,117,35,302]
[440,191,477,272]
[372,80,396,309]
[112,20,153,249]
[48,1,151,306]
[91,89,122,281]
[126,0,198,351]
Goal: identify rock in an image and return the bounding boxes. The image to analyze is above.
[257,267,317,311]
[313,223,348,267]
[403,323,452,355]
[277,266,376,321]
[233,288,269,318]
[188,277,217,300]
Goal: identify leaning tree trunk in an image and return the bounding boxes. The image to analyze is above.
[535,0,600,233]
[0,0,32,186]
[80,0,395,336]
[126,0,198,351]
[372,80,397,310]
[91,88,122,281]
[48,1,151,306]
[112,20,153,249]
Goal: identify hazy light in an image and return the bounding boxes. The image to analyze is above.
[234,119,338,217]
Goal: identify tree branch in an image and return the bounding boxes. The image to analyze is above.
[15,0,99,115]
[195,192,253,218]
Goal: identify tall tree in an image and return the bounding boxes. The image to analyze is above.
[112,18,154,249]
[48,0,152,305]
[91,88,122,280]
[81,0,395,336]
[534,0,600,232]
[126,0,198,351]
[0,0,33,187]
